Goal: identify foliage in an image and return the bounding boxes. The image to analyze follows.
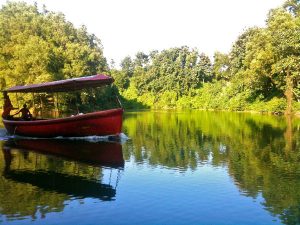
[1,1,300,113]
[212,51,230,81]
[114,0,300,113]
[0,1,108,115]
[116,46,213,109]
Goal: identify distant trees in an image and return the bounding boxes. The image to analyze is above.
[111,46,213,108]
[115,0,300,112]
[213,52,230,81]
[1,1,300,113]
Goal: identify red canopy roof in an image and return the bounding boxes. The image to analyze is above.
[4,74,114,93]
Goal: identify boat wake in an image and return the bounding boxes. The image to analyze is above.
[55,133,129,143]
[0,128,129,143]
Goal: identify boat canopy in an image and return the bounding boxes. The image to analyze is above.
[4,74,114,93]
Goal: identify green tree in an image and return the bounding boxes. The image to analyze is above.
[284,0,300,16]
[116,56,134,90]
[266,7,300,114]
[213,52,230,81]
[134,51,149,68]
[0,2,108,90]
[198,53,213,84]
[243,7,300,113]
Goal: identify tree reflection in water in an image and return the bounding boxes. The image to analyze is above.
[122,111,300,224]
[0,111,299,224]
[0,139,124,221]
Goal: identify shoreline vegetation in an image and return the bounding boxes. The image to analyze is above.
[0,1,300,115]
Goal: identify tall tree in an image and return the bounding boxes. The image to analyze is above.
[229,27,260,76]
[213,52,230,81]
[197,53,213,84]
[134,52,149,68]
[0,2,108,90]
[266,7,300,113]
[116,56,134,90]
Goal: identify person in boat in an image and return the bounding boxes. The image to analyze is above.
[13,104,32,120]
[2,91,18,119]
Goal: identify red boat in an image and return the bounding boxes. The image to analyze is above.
[2,74,123,137]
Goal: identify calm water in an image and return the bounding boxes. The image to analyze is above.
[0,111,300,225]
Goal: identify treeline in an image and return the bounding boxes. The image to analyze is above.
[112,0,300,113]
[0,2,113,115]
[0,1,300,113]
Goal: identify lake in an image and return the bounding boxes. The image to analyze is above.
[0,111,299,225]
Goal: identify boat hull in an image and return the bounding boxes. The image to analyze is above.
[3,108,123,137]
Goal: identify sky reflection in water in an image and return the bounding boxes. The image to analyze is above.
[0,111,299,225]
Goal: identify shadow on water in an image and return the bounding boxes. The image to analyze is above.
[3,168,117,201]
[0,137,124,221]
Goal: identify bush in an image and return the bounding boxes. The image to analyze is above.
[155,91,178,109]
[293,101,300,112]
[265,97,286,113]
[176,95,192,109]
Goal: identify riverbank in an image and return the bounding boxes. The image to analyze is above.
[121,95,300,116]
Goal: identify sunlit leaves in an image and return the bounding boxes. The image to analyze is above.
[0,2,107,91]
